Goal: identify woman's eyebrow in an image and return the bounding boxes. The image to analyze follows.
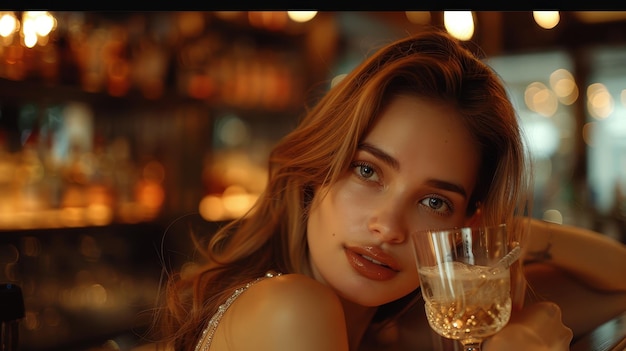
[358,142,400,171]
[425,179,467,199]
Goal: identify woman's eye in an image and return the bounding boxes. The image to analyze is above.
[419,196,452,215]
[352,162,379,182]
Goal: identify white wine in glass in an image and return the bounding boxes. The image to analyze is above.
[412,225,521,351]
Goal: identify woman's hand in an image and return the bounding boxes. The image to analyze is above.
[484,301,573,351]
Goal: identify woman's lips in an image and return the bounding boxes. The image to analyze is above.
[345,246,399,281]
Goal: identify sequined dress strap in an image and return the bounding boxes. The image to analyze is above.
[194,271,282,351]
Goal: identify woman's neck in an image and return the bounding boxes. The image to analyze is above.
[339,298,377,351]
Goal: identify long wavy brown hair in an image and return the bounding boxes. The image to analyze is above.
[153,27,531,351]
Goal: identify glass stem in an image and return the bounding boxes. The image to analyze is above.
[461,340,482,351]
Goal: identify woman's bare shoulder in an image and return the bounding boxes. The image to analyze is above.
[255,273,336,296]
[213,273,349,351]
[238,273,344,318]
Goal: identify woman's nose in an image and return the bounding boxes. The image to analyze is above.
[367,198,408,244]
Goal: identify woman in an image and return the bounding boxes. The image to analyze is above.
[155,28,572,351]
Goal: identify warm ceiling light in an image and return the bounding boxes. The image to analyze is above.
[533,11,560,29]
[287,11,317,23]
[0,12,18,37]
[443,11,474,41]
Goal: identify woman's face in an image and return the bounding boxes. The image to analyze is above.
[307,95,481,306]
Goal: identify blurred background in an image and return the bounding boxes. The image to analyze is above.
[0,11,625,350]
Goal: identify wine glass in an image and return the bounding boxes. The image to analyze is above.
[411,224,521,351]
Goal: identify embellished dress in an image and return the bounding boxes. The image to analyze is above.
[193,271,283,351]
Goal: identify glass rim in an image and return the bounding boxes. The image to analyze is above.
[411,223,507,236]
